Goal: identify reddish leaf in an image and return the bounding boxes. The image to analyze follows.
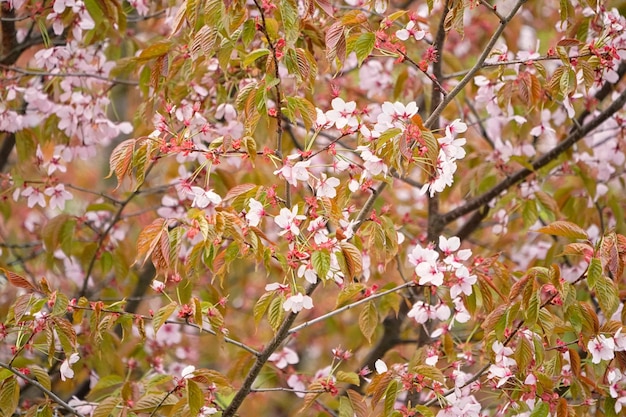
[136,218,167,266]
[2,268,37,293]
[536,220,588,240]
[107,139,136,190]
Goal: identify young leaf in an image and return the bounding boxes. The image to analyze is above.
[595,275,619,318]
[587,257,602,289]
[106,138,136,190]
[268,296,285,332]
[312,250,330,280]
[1,268,37,293]
[187,380,203,416]
[384,380,399,417]
[136,218,167,266]
[359,301,378,342]
[536,221,588,240]
[153,302,177,334]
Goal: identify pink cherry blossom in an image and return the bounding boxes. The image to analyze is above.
[324,97,359,130]
[245,198,265,227]
[45,184,73,210]
[21,186,46,208]
[188,186,222,209]
[316,174,340,198]
[396,21,426,41]
[268,347,299,369]
[274,205,306,236]
[587,334,615,364]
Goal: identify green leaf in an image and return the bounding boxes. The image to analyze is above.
[254,292,274,325]
[358,301,378,342]
[529,400,550,417]
[268,296,285,331]
[384,380,399,417]
[138,40,172,60]
[29,365,51,391]
[515,337,533,370]
[93,396,120,417]
[153,302,177,335]
[243,48,271,67]
[84,0,105,27]
[596,275,619,318]
[338,396,354,417]
[353,32,375,66]
[526,290,539,327]
[412,405,434,417]
[0,377,19,417]
[187,380,204,416]
[280,0,299,43]
[336,371,360,386]
[133,393,177,413]
[559,0,569,22]
[336,283,367,308]
[312,250,330,280]
[536,220,588,240]
[587,257,602,289]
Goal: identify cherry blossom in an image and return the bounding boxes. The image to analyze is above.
[283,293,314,313]
[181,365,196,379]
[21,186,46,208]
[297,262,318,284]
[374,101,419,133]
[487,341,517,388]
[374,359,388,374]
[245,198,265,227]
[151,280,165,292]
[407,301,450,324]
[274,205,307,236]
[268,347,299,369]
[396,21,426,41]
[324,97,359,130]
[274,159,311,186]
[188,186,222,209]
[356,146,388,177]
[587,334,615,364]
[60,353,80,381]
[45,184,73,210]
[287,374,306,398]
[315,174,340,198]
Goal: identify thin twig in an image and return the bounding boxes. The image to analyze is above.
[424,0,528,129]
[0,361,85,417]
[288,282,415,334]
[0,64,139,85]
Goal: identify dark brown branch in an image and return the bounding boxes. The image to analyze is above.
[441,61,626,226]
[0,132,15,172]
[221,281,320,416]
[0,3,18,65]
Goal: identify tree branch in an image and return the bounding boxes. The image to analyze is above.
[423,0,528,129]
[441,63,626,226]
[0,361,85,417]
[221,281,321,417]
[288,282,415,334]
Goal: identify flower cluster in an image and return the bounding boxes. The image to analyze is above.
[420,119,468,197]
[587,328,626,364]
[487,341,517,388]
[407,236,475,328]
